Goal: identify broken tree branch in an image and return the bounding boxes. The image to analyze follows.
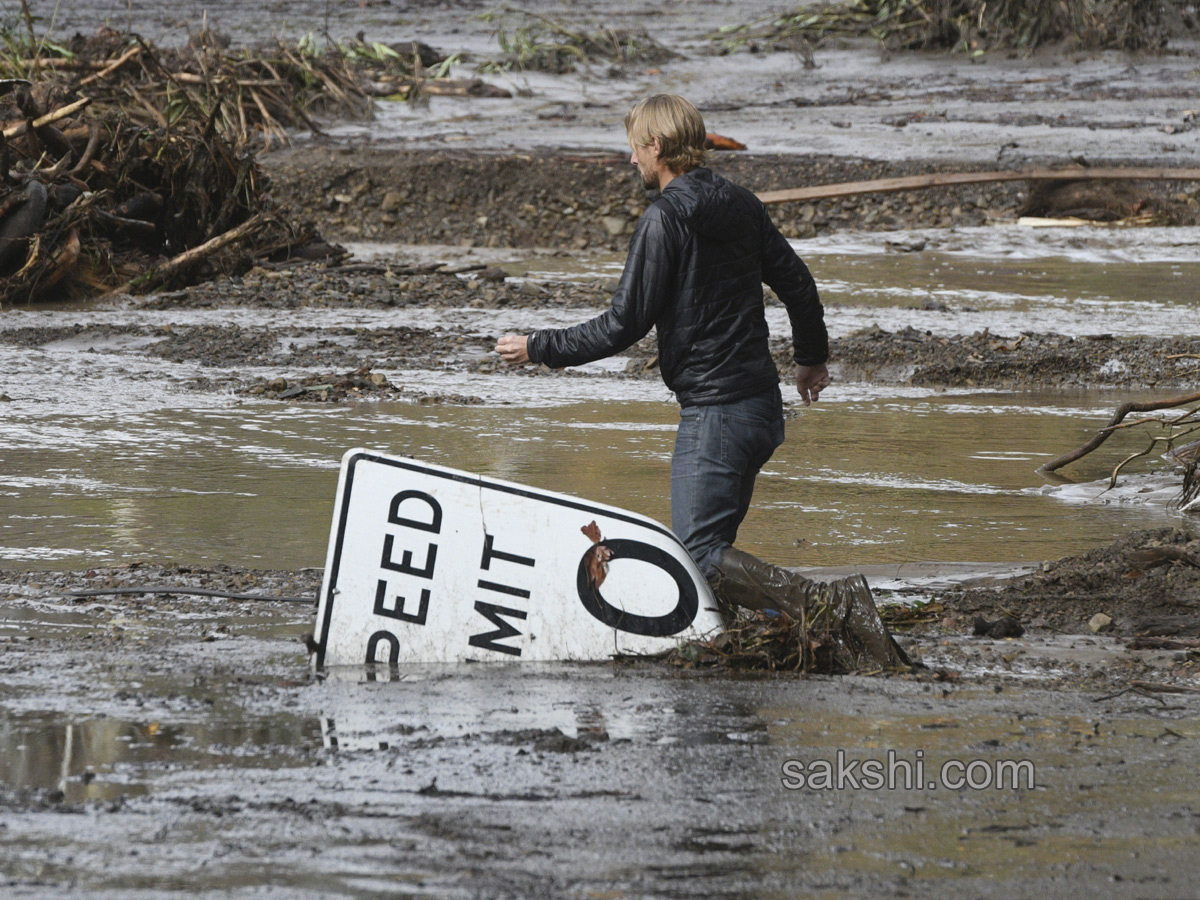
[2,96,91,139]
[757,166,1200,205]
[1109,435,1173,489]
[111,213,268,296]
[77,45,142,87]
[1038,389,1200,475]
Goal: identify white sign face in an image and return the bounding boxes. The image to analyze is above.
[313,449,723,666]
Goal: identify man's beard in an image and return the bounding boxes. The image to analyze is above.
[639,167,659,192]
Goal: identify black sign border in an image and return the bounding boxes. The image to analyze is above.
[314,451,692,669]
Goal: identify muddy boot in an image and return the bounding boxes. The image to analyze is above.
[830,574,913,669]
[711,547,913,670]
[710,546,829,623]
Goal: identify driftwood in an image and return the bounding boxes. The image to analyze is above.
[1,96,91,139]
[757,167,1200,205]
[0,88,330,302]
[112,213,268,296]
[1037,389,1200,475]
[1127,636,1200,650]
[77,45,142,87]
[1130,680,1200,695]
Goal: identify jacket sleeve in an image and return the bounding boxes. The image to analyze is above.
[759,206,829,367]
[528,206,675,369]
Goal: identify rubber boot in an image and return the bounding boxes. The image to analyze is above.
[708,545,827,624]
[832,573,913,668]
[711,547,912,670]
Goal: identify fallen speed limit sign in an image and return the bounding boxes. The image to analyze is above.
[312,449,723,666]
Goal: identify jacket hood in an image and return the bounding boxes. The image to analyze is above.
[658,168,752,242]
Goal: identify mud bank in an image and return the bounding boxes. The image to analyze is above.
[263,146,1200,248]
[3,264,1196,392]
[934,525,1200,637]
[4,525,1198,690]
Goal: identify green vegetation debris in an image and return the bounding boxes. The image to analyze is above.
[478,6,679,73]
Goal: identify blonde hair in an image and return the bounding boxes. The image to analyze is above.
[624,94,709,174]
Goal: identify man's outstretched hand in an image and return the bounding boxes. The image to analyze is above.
[496,334,530,365]
[795,363,831,406]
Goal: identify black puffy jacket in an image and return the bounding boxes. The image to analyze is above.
[526,167,828,407]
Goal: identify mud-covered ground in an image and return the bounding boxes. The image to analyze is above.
[3,531,1200,899]
[7,5,1200,893]
[264,146,1200,250]
[3,265,1198,394]
[936,525,1200,637]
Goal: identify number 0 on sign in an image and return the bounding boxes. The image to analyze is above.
[312,449,724,666]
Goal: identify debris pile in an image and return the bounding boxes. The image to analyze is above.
[668,606,912,674]
[666,549,914,674]
[715,0,1187,54]
[240,366,483,405]
[0,82,323,303]
[479,8,679,73]
[2,27,495,147]
[0,22,517,305]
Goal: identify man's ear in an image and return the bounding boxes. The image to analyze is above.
[650,136,663,158]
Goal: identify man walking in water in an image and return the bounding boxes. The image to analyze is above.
[496,93,829,578]
[496,94,907,668]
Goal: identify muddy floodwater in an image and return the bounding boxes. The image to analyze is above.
[4,226,1198,572]
[1,609,1198,898]
[5,222,1200,897]
[7,0,1200,893]
[6,229,1200,895]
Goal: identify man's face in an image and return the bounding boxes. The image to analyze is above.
[630,138,661,191]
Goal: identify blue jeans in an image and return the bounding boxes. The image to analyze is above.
[671,386,786,579]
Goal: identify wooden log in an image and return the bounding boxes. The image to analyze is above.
[2,97,91,140]
[757,167,1200,205]
[33,228,81,296]
[171,73,288,88]
[78,45,142,87]
[111,213,267,295]
[1131,680,1200,695]
[69,123,100,177]
[1127,636,1200,650]
[15,58,112,70]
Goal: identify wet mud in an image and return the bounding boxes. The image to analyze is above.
[6,1,1200,893]
[263,146,1200,249]
[3,265,1196,392]
[3,559,1200,897]
[936,525,1200,637]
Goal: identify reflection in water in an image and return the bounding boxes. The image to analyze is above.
[1,390,1188,572]
[316,664,771,752]
[0,710,321,803]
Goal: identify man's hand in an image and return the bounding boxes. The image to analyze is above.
[795,363,831,407]
[495,334,531,365]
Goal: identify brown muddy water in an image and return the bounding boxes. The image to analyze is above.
[4,226,1198,574]
[4,229,1200,899]
[7,2,1200,884]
